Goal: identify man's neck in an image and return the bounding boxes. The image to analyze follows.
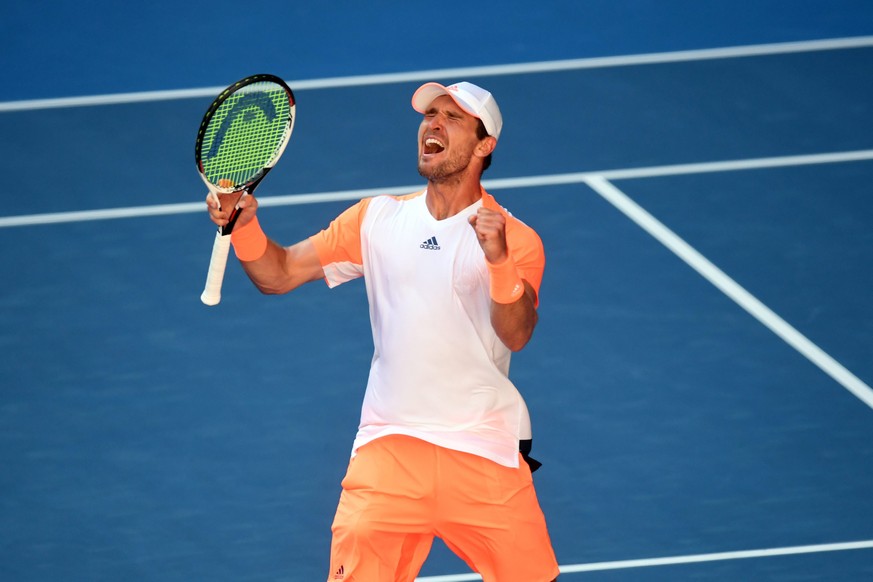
[425,174,483,220]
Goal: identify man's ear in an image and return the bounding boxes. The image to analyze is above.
[475,135,497,158]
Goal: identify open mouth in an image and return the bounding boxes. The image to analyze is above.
[423,137,445,155]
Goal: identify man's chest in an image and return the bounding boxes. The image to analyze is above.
[363,206,488,296]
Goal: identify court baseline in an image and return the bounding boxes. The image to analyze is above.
[1,35,872,113]
[415,539,873,580]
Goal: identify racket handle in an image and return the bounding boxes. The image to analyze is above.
[201,230,232,305]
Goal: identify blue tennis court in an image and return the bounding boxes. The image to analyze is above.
[2,2,873,580]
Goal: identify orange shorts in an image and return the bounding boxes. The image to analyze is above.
[327,435,559,582]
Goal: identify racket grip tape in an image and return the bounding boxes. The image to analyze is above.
[200,231,232,305]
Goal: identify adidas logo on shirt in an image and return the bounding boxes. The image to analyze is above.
[420,236,441,250]
[333,565,345,579]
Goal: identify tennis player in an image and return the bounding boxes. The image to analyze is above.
[206,81,559,582]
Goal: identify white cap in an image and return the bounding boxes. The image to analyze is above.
[411,81,503,140]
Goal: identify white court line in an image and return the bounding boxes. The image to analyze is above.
[584,174,873,411]
[2,149,872,228]
[2,36,873,112]
[0,186,424,228]
[415,539,873,580]
[484,149,873,189]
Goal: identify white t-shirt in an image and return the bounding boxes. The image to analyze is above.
[310,188,545,468]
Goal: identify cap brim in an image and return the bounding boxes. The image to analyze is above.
[411,83,454,114]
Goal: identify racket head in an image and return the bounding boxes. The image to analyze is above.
[195,74,296,194]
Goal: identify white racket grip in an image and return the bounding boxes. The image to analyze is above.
[200,230,232,305]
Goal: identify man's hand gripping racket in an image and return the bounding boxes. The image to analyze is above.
[196,74,296,305]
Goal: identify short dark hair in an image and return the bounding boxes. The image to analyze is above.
[476,120,493,174]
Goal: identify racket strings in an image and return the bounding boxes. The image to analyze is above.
[200,82,292,189]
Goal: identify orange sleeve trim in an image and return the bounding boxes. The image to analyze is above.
[309,197,373,268]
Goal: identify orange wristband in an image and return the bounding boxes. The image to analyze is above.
[230,216,268,261]
[487,255,525,304]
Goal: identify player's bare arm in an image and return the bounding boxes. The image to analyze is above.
[491,282,538,351]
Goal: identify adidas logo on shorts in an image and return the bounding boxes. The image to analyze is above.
[333,564,345,579]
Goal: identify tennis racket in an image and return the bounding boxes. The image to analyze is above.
[196,74,296,305]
